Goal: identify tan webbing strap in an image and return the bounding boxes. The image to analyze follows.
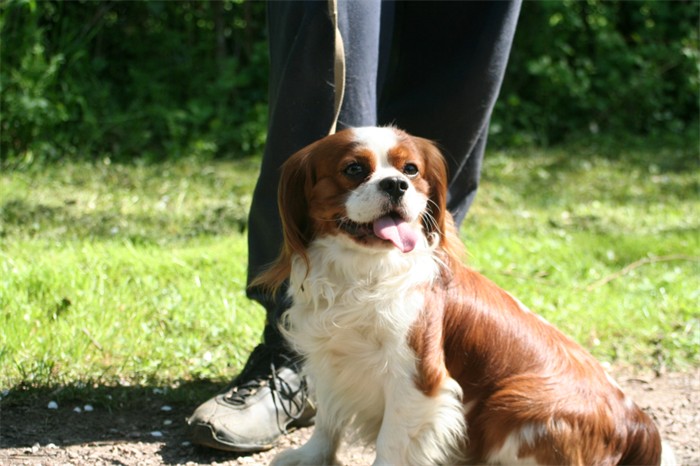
[328,0,346,135]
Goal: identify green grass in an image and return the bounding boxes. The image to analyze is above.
[1,141,698,396]
[1,158,264,391]
[466,142,698,371]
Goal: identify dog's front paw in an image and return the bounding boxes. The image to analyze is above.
[269,448,303,466]
[270,447,341,466]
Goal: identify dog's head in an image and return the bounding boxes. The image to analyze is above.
[254,126,458,290]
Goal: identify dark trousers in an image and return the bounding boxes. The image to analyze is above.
[247,0,521,346]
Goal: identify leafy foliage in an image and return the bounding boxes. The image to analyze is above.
[1,0,268,163]
[1,0,697,162]
[494,0,699,145]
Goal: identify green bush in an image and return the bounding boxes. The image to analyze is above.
[492,0,699,146]
[1,0,697,163]
[1,0,268,163]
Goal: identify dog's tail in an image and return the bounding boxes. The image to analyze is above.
[618,408,675,466]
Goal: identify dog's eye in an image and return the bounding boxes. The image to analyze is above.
[344,162,367,179]
[403,163,419,177]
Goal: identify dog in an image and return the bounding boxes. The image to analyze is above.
[255,127,674,465]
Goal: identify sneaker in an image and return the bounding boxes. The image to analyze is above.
[187,343,315,452]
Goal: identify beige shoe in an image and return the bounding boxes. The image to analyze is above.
[187,344,315,452]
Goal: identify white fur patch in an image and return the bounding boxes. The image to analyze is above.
[487,424,545,465]
[661,441,677,466]
[275,235,465,465]
[352,126,398,160]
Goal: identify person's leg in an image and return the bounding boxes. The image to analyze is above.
[188,0,383,452]
[248,0,382,342]
[378,0,521,227]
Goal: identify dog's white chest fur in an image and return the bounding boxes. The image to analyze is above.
[277,235,464,465]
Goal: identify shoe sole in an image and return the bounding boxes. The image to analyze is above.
[188,415,316,453]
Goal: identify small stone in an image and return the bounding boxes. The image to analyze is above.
[163,419,173,426]
[150,431,164,438]
[83,404,94,412]
[47,401,58,409]
[73,407,82,413]
[160,405,172,412]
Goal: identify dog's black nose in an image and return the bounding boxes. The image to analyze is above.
[379,177,409,203]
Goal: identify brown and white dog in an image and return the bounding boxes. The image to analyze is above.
[256,127,674,465]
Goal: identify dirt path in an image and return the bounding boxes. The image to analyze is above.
[2,369,698,465]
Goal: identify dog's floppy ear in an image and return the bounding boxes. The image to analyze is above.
[250,143,317,292]
[413,137,448,237]
[279,145,316,261]
[413,136,464,259]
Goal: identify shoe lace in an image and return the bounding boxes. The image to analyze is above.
[269,357,310,420]
[223,344,310,432]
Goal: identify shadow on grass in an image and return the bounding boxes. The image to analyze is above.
[0,380,258,464]
[499,131,699,173]
[0,198,248,242]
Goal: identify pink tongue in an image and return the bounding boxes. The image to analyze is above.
[372,214,418,253]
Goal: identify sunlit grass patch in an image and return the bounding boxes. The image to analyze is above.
[466,142,698,371]
[1,141,697,392]
[1,236,263,387]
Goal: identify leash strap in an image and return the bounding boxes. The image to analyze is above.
[328,0,346,135]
